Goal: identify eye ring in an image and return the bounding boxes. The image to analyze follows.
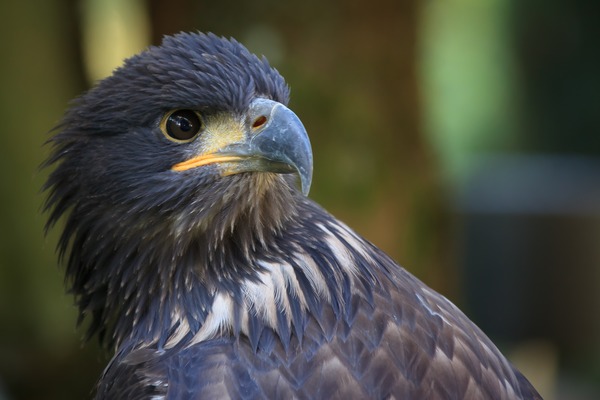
[160,109,204,142]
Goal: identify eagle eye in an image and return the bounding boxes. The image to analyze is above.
[161,110,204,142]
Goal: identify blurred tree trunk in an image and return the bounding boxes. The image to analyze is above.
[148,0,199,45]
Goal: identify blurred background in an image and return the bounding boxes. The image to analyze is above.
[0,0,599,398]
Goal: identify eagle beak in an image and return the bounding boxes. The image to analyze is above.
[172,99,313,196]
[243,99,313,196]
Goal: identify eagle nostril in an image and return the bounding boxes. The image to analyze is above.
[252,115,268,130]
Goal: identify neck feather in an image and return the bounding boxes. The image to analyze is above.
[64,173,382,352]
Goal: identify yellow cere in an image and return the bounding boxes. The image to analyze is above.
[171,114,246,172]
[201,114,246,154]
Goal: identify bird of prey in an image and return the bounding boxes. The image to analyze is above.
[44,32,541,399]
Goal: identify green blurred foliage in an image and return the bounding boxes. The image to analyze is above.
[420,0,521,184]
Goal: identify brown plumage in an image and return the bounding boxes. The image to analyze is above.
[44,32,542,399]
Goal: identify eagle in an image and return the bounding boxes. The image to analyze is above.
[44,32,541,399]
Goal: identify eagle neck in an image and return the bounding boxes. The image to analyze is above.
[155,198,382,353]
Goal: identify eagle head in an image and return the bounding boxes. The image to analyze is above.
[44,32,312,347]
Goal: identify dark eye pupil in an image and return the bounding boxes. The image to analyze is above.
[166,110,202,140]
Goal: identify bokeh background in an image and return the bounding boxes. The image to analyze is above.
[1,0,599,399]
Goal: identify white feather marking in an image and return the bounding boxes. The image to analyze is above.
[279,261,309,311]
[293,251,331,301]
[317,222,358,277]
[241,269,278,328]
[177,256,332,347]
[164,308,192,349]
[188,292,234,345]
[172,248,347,347]
[332,221,375,265]
[261,261,292,319]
